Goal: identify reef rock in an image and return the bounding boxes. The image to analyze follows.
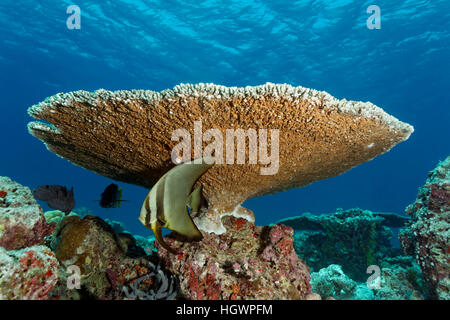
[50,215,177,300]
[43,210,78,226]
[278,208,404,281]
[155,208,311,300]
[310,264,373,300]
[28,83,413,233]
[0,245,59,299]
[399,156,450,300]
[134,235,157,254]
[311,259,424,300]
[373,257,424,300]
[0,177,54,250]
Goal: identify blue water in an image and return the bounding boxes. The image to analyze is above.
[1,0,449,236]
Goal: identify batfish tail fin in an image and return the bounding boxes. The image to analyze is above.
[152,223,178,254]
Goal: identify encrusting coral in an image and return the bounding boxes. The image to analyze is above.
[0,245,59,300]
[399,156,450,300]
[28,83,413,233]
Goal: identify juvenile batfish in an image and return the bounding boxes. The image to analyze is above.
[97,183,127,208]
[139,157,214,254]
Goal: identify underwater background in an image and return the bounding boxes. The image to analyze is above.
[0,0,449,237]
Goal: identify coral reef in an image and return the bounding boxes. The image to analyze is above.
[134,235,157,254]
[278,208,406,281]
[28,83,413,232]
[104,218,126,234]
[0,245,59,299]
[155,208,311,300]
[43,210,78,225]
[310,264,373,300]
[399,156,450,300]
[122,259,177,300]
[311,258,424,300]
[373,257,425,300]
[50,214,177,300]
[0,176,54,250]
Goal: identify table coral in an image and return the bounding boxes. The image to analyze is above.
[155,207,311,300]
[0,245,59,299]
[28,83,413,233]
[399,156,450,300]
[0,176,54,250]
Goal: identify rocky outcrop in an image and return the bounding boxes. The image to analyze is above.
[399,156,450,300]
[310,264,373,300]
[155,208,311,300]
[0,245,59,299]
[50,215,177,300]
[0,177,54,251]
[310,257,424,300]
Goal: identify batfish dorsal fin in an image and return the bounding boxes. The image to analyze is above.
[187,185,202,213]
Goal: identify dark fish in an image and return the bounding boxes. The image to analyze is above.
[99,183,126,208]
[33,185,75,215]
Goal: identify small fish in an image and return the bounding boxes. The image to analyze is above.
[138,156,214,254]
[98,183,126,208]
[33,185,75,215]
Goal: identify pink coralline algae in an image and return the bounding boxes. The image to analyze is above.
[155,209,312,300]
[0,245,59,299]
[399,156,450,300]
[0,176,54,250]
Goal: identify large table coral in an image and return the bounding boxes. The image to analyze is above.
[27,83,413,233]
